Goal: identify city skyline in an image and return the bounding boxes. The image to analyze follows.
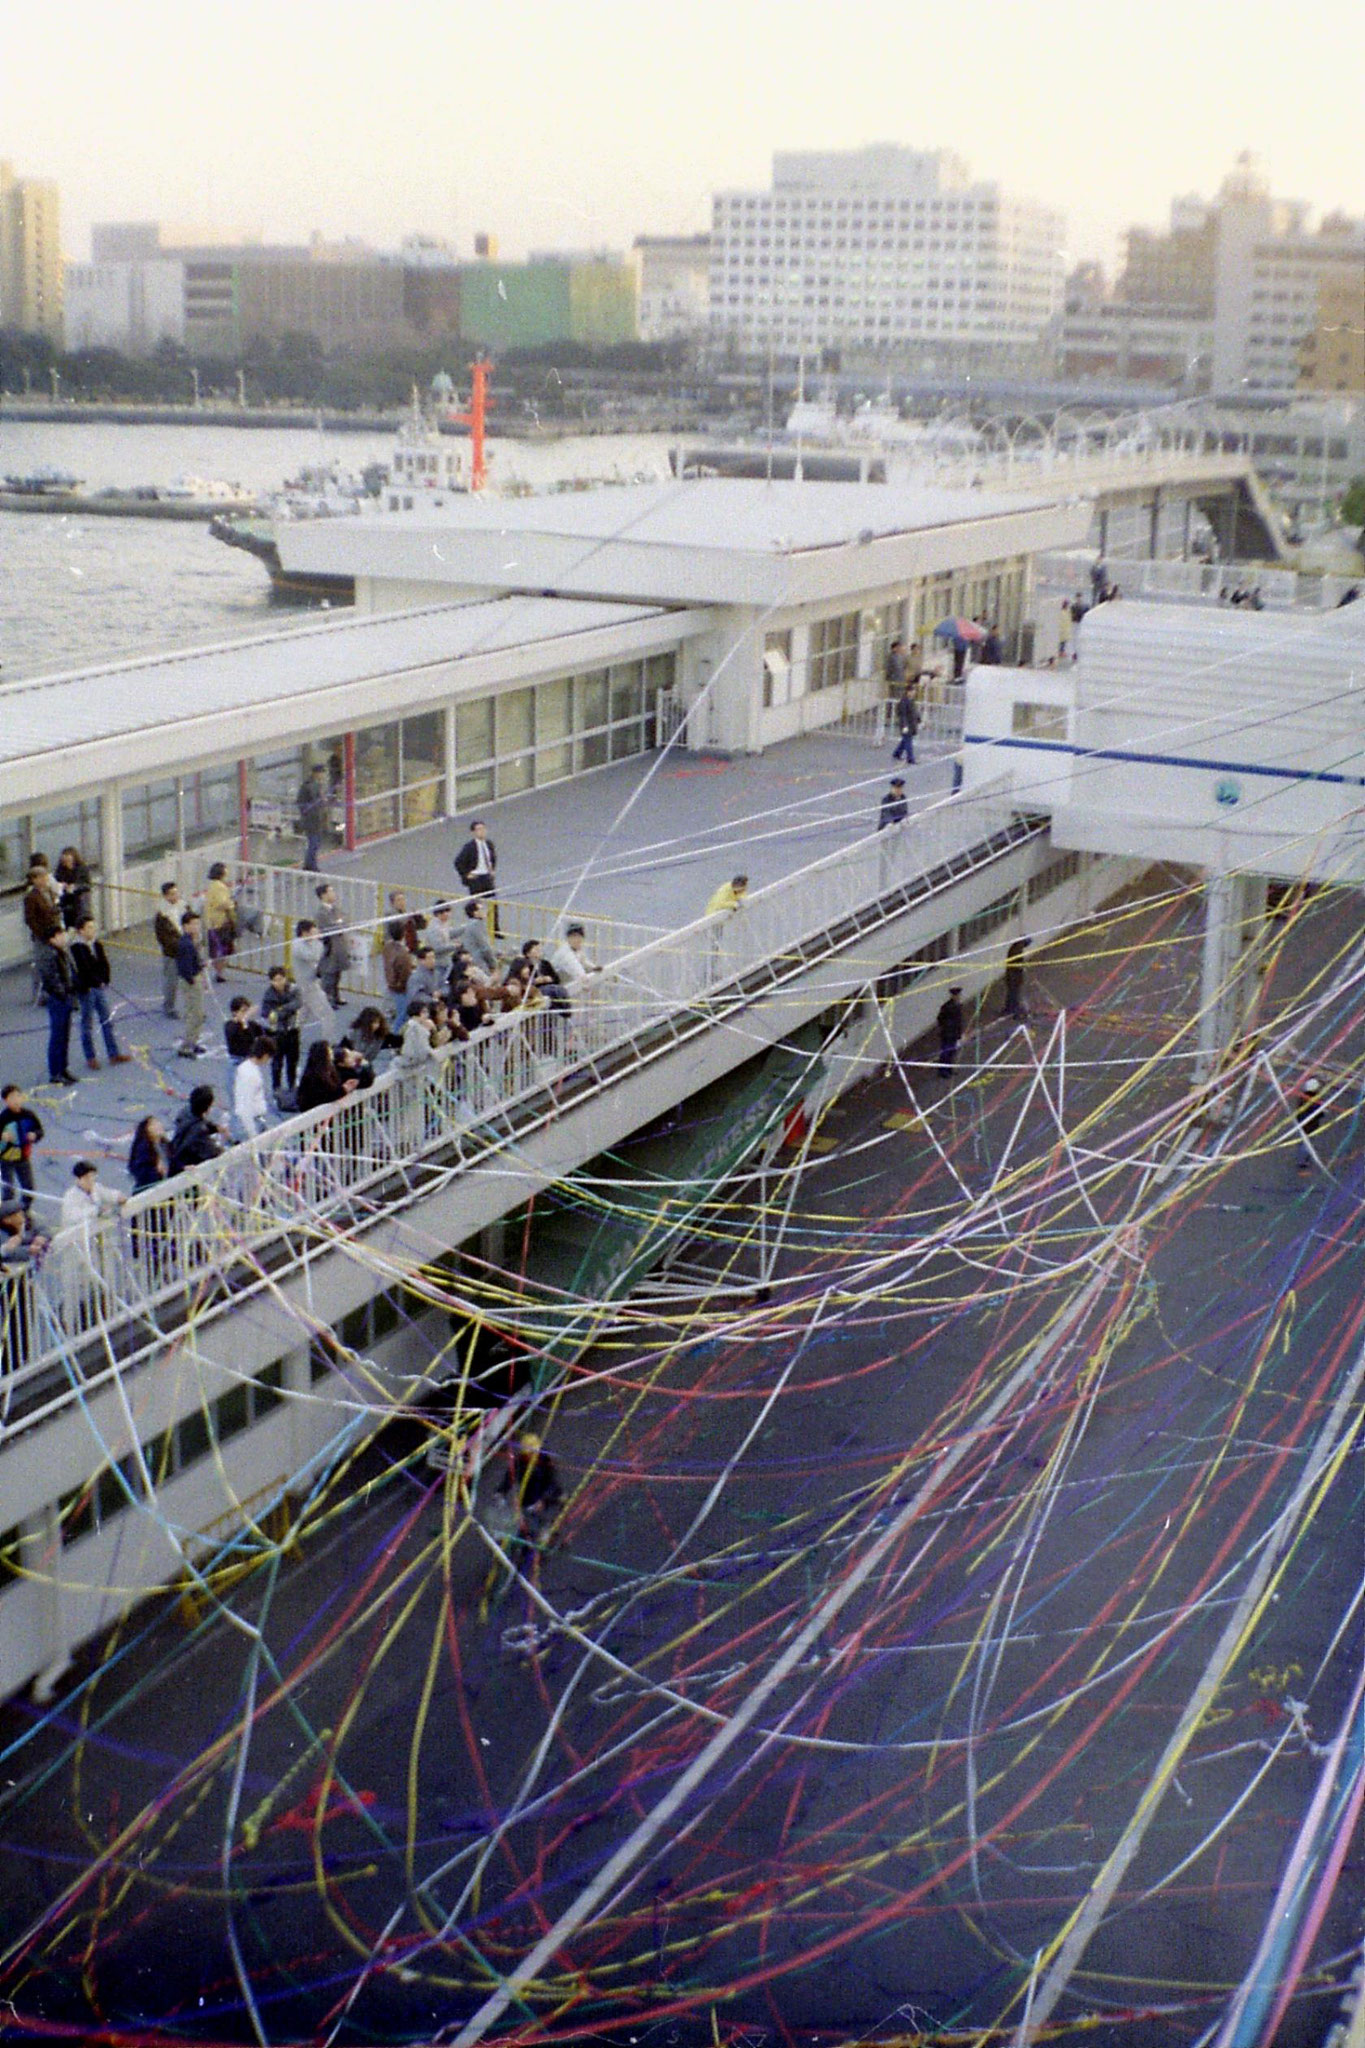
[4,0,1363,271]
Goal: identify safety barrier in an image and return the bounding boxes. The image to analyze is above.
[104,867,665,1003]
[1,778,1027,1423]
[828,682,965,758]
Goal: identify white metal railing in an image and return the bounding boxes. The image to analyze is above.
[159,854,663,999]
[1038,553,1359,613]
[1,779,1024,1419]
[827,681,965,757]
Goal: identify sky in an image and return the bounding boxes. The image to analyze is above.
[3,0,1362,273]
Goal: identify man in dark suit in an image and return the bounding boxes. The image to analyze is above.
[454,820,499,937]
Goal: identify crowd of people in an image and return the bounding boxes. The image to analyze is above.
[11,830,615,1227]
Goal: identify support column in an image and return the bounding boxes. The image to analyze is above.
[1147,487,1162,559]
[1181,496,1193,562]
[237,759,251,861]
[98,785,124,933]
[442,705,457,821]
[342,733,357,854]
[1193,872,1270,1092]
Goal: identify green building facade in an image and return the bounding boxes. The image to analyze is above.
[458,257,637,351]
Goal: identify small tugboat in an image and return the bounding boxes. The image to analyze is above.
[211,362,493,602]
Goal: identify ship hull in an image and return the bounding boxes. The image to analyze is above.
[209,514,355,606]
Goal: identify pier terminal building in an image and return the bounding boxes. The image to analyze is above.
[0,471,1359,1751]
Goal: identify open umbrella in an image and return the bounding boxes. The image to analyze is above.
[933,616,987,645]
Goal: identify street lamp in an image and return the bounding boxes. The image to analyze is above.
[190,365,200,409]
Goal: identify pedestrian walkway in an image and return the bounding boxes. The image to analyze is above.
[1,762,1018,1414]
[1,735,952,1228]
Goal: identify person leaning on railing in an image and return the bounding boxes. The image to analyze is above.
[1,1195,49,1374]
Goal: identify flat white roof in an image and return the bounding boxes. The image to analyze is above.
[0,595,685,808]
[281,477,1092,608]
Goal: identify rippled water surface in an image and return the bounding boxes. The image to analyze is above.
[0,419,671,681]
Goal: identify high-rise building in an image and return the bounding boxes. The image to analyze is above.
[1118,200,1217,315]
[90,222,162,264]
[1298,272,1365,394]
[633,235,710,341]
[1112,157,1365,397]
[0,161,63,342]
[708,145,1065,361]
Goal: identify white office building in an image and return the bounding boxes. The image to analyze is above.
[63,256,186,353]
[633,234,711,341]
[709,145,1065,360]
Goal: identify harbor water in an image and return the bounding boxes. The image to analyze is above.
[0,418,672,682]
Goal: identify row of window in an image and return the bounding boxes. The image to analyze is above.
[871,854,1092,1006]
[1,798,105,898]
[0,1360,290,1567]
[89,652,679,871]
[716,199,1005,218]
[0,1275,439,1577]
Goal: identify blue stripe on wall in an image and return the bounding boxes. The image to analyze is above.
[961,734,1365,791]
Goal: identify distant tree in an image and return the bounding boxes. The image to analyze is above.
[1339,476,1365,532]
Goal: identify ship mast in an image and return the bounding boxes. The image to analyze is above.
[452,360,493,492]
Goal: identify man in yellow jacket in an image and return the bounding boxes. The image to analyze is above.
[705,874,749,917]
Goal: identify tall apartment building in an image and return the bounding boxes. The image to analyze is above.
[708,145,1065,362]
[0,161,63,342]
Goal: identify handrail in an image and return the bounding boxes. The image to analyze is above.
[0,780,1028,1425]
[106,863,666,997]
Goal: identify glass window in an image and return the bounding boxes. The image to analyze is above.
[610,722,643,762]
[497,751,533,797]
[245,739,344,864]
[455,696,494,766]
[1012,701,1068,740]
[215,1382,249,1443]
[645,652,675,697]
[354,723,400,843]
[0,815,27,897]
[401,712,442,788]
[251,1359,284,1417]
[536,676,572,784]
[536,676,571,742]
[808,612,860,691]
[121,779,179,861]
[496,688,534,756]
[537,740,572,786]
[456,765,494,808]
[32,799,101,873]
[576,669,608,730]
[182,766,239,851]
[609,662,643,723]
[577,730,609,771]
[177,1406,212,1469]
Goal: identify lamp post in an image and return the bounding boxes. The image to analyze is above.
[190,365,200,409]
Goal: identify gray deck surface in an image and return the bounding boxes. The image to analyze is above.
[1,730,946,1223]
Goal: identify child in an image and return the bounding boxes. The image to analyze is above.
[0,1083,44,1213]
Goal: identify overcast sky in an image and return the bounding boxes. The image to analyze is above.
[4,0,1362,272]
